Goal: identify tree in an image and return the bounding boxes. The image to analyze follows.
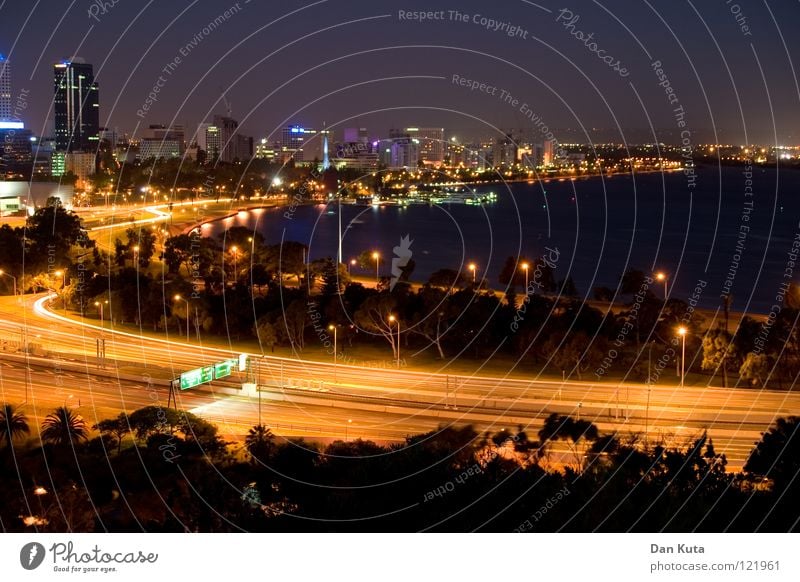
[40,407,89,446]
[162,234,194,275]
[541,332,603,380]
[427,268,463,291]
[739,353,771,387]
[408,287,452,359]
[128,406,181,440]
[276,299,309,350]
[538,413,599,471]
[701,329,736,385]
[92,413,130,454]
[253,317,278,352]
[245,424,275,464]
[745,416,800,490]
[354,294,399,359]
[126,227,157,268]
[0,404,30,447]
[25,203,92,269]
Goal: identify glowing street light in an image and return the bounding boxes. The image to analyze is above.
[372,251,380,284]
[329,324,338,382]
[174,294,190,342]
[655,271,668,299]
[388,315,400,368]
[94,300,108,328]
[0,269,17,296]
[677,326,688,387]
[349,258,356,275]
[521,262,530,291]
[468,263,477,285]
[230,245,239,283]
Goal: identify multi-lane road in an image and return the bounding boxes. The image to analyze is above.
[0,294,796,470]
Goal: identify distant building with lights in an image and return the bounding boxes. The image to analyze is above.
[0,53,12,120]
[53,59,99,152]
[406,127,444,166]
[139,124,185,160]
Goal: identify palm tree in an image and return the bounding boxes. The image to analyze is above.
[0,404,30,446]
[41,407,89,447]
[244,424,274,463]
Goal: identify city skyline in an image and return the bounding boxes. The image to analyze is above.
[0,1,799,144]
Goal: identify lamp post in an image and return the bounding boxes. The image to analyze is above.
[655,271,667,300]
[231,245,239,284]
[174,295,189,341]
[372,251,380,284]
[388,315,400,368]
[678,326,687,387]
[0,269,17,297]
[521,262,530,292]
[132,245,139,270]
[94,300,107,328]
[328,324,338,383]
[468,263,477,285]
[349,259,356,276]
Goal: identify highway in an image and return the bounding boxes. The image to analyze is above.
[1,293,796,470]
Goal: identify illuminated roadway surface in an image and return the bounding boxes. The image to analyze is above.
[0,294,796,470]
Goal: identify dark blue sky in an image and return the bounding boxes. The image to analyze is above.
[1,0,798,144]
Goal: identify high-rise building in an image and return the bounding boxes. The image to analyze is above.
[212,115,251,163]
[139,124,185,160]
[53,59,99,152]
[280,124,309,162]
[406,127,444,166]
[493,134,518,167]
[204,125,221,160]
[542,139,556,166]
[383,129,419,169]
[0,54,12,120]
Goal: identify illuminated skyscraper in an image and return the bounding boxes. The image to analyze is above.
[0,53,11,120]
[53,59,99,152]
[406,127,444,166]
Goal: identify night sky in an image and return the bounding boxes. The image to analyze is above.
[1,0,798,144]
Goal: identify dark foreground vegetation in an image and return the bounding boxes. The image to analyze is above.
[1,403,798,532]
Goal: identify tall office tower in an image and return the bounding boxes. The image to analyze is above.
[53,59,99,152]
[213,114,250,163]
[0,53,11,120]
[406,127,444,166]
[281,124,309,162]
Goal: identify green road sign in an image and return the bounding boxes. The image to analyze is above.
[180,365,213,390]
[214,358,238,380]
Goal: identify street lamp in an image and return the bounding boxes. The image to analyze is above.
[388,315,400,368]
[174,294,190,342]
[372,251,380,284]
[94,300,107,328]
[132,245,139,269]
[349,259,356,275]
[328,324,338,382]
[0,269,17,296]
[521,262,530,291]
[468,263,477,286]
[655,271,668,299]
[677,326,687,387]
[230,246,239,283]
